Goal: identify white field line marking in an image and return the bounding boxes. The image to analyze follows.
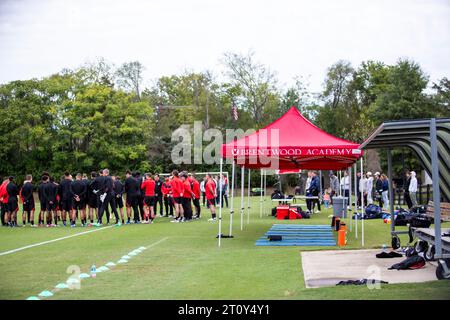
[0,226,114,257]
[144,237,169,249]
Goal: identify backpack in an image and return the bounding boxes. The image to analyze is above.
[271,207,277,217]
[410,215,432,228]
[388,256,426,270]
[365,204,382,216]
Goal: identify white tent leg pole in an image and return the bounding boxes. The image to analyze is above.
[229,160,235,237]
[360,157,365,247]
[247,169,251,224]
[264,170,267,215]
[260,169,263,218]
[240,166,245,231]
[354,163,358,239]
[218,158,223,247]
[349,166,352,231]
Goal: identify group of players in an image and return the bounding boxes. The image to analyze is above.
[0,169,221,228]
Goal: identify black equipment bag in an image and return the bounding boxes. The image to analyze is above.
[271,207,277,216]
[388,256,426,270]
[268,235,282,241]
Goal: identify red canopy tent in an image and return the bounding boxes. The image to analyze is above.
[221,106,363,170]
[216,106,364,247]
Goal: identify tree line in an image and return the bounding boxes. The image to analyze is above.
[0,53,448,184]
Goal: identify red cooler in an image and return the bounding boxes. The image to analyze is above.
[276,205,290,220]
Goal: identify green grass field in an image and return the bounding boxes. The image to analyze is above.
[0,196,449,300]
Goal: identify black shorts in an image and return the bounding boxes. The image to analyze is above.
[126,195,138,207]
[73,199,86,210]
[173,197,182,205]
[7,200,18,213]
[87,195,98,208]
[46,201,57,211]
[115,196,124,208]
[144,196,155,207]
[61,198,73,212]
[23,199,35,212]
[207,198,216,207]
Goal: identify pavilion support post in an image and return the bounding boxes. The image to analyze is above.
[229,160,235,237]
[360,157,365,247]
[387,148,395,236]
[247,169,251,224]
[240,166,245,231]
[430,118,442,257]
[218,158,223,247]
[260,169,263,218]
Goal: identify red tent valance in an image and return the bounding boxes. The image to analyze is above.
[221,106,363,170]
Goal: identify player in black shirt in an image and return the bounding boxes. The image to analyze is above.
[154,174,164,217]
[44,176,59,226]
[6,176,19,227]
[59,172,74,227]
[71,173,87,227]
[124,170,140,224]
[37,174,49,226]
[133,171,145,221]
[87,172,99,225]
[112,175,126,224]
[20,175,35,227]
[97,169,120,226]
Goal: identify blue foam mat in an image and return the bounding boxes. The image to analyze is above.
[256,224,336,247]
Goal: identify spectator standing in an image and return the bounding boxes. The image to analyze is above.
[381,174,390,211]
[404,170,413,209]
[409,171,418,207]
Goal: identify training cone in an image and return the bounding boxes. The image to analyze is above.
[38,290,54,298]
[55,283,69,289]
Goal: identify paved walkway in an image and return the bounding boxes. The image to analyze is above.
[301,249,437,288]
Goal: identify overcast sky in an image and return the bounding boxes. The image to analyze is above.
[0,0,449,93]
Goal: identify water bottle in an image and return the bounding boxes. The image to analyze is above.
[90,265,97,278]
[382,244,387,253]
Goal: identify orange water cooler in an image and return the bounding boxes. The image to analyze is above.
[338,222,347,247]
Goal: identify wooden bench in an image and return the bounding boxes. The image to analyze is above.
[425,201,450,222]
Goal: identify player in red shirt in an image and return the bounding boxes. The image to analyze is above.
[0,178,9,226]
[141,173,156,223]
[161,177,173,217]
[204,173,217,221]
[170,170,184,223]
[180,172,194,221]
[189,173,201,219]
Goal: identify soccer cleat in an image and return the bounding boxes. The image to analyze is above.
[208,218,217,222]
[115,222,122,227]
[125,221,131,225]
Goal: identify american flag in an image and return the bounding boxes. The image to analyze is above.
[231,103,238,121]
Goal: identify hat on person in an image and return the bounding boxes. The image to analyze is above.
[374,172,380,176]
[367,172,372,176]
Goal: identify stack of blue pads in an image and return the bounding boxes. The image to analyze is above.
[255,224,336,246]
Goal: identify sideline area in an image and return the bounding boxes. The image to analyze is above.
[302,249,438,288]
[1,196,449,300]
